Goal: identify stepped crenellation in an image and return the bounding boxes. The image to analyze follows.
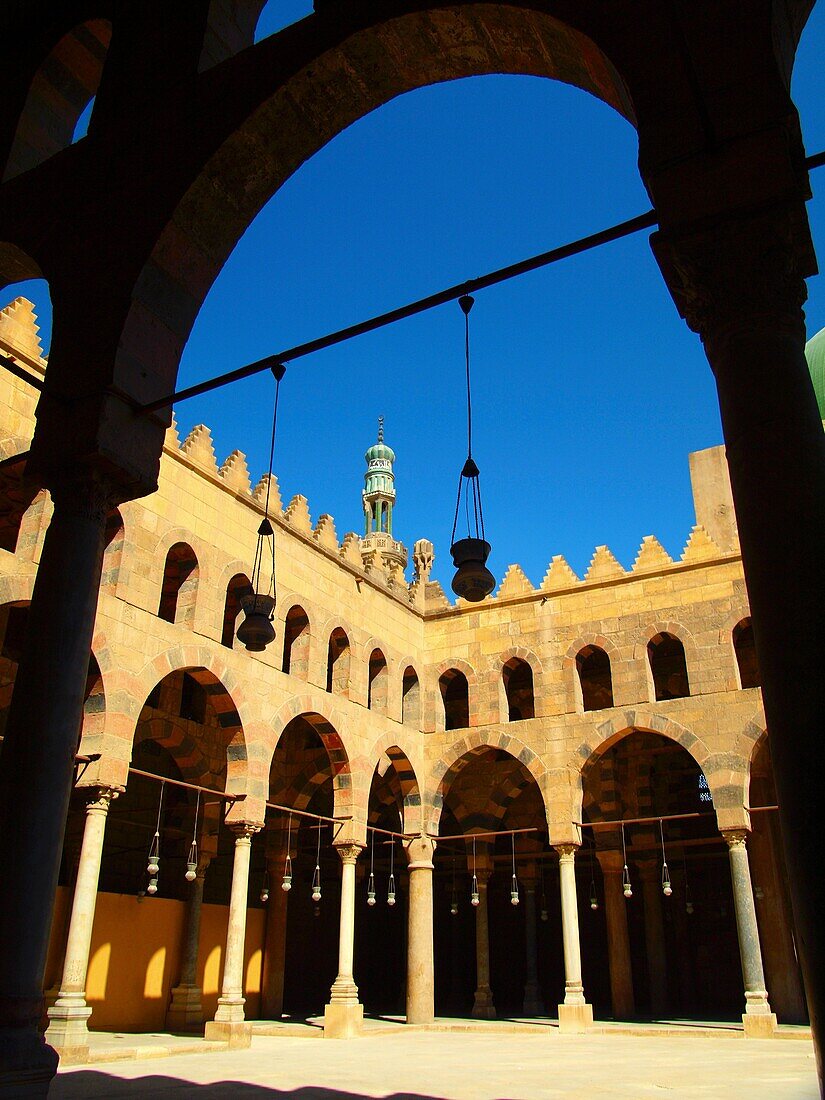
[0,295,739,613]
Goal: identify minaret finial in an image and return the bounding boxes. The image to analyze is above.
[377,415,384,444]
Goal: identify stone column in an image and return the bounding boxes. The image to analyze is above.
[723,830,777,1037]
[324,843,364,1038]
[556,846,593,1032]
[405,835,435,1025]
[637,860,668,1018]
[166,853,212,1032]
[471,869,495,1019]
[596,850,635,1019]
[652,203,823,1069]
[44,788,118,1062]
[0,471,114,1094]
[261,853,290,1020]
[205,824,259,1048]
[521,873,543,1017]
[42,834,83,1016]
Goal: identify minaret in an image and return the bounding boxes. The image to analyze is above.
[361,417,408,570]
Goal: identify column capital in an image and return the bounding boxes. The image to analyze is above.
[722,829,750,851]
[405,834,436,869]
[48,468,123,519]
[334,842,364,866]
[555,844,579,863]
[84,786,120,815]
[651,201,813,344]
[230,823,261,843]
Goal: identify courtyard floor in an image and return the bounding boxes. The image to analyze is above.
[49,1029,818,1099]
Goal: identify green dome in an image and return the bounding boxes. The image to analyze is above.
[806,326,825,419]
[365,440,395,464]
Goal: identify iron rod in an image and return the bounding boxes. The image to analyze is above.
[435,826,539,842]
[578,811,709,828]
[265,799,349,825]
[128,765,246,802]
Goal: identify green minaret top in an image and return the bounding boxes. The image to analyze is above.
[360,417,408,570]
[805,325,825,419]
[363,416,396,534]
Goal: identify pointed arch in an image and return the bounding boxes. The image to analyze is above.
[326,626,351,696]
[281,601,311,679]
[158,542,199,626]
[268,696,352,822]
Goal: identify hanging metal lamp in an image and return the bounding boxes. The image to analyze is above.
[185,790,200,882]
[237,364,285,651]
[282,813,293,891]
[659,819,672,897]
[367,829,376,906]
[449,295,495,602]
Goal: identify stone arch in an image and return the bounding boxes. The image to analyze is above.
[495,645,542,722]
[280,599,312,679]
[220,571,253,649]
[115,6,634,405]
[563,633,621,713]
[267,695,353,821]
[425,731,547,836]
[364,736,423,835]
[398,658,421,729]
[637,620,697,702]
[199,0,270,71]
[429,656,479,732]
[3,19,113,182]
[717,602,754,691]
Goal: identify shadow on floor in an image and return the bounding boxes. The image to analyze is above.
[50,1074,439,1100]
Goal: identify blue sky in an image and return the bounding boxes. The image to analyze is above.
[5,4,825,591]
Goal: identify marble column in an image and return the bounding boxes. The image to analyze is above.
[405,836,436,1025]
[638,860,668,1018]
[0,471,114,1093]
[521,875,543,1017]
[652,205,823,1073]
[723,830,777,1037]
[42,835,83,1016]
[556,846,593,1032]
[166,853,212,1032]
[324,842,364,1038]
[596,850,635,1019]
[261,853,290,1020]
[45,788,118,1062]
[205,824,259,1047]
[471,870,495,1019]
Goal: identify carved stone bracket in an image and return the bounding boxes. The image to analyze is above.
[334,842,364,866]
[651,201,815,344]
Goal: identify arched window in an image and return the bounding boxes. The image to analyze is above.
[502,658,534,721]
[577,645,614,711]
[439,669,469,731]
[282,605,310,678]
[221,574,253,648]
[327,628,350,696]
[158,543,198,625]
[368,648,388,714]
[402,666,420,728]
[648,632,690,700]
[733,618,760,689]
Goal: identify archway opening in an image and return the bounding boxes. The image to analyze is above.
[577,645,614,711]
[434,747,551,1019]
[221,573,253,648]
[326,628,350,696]
[648,633,690,701]
[282,605,310,678]
[158,543,199,626]
[367,648,388,714]
[439,669,469,731]
[401,666,420,728]
[581,729,736,1022]
[733,619,760,689]
[502,658,535,721]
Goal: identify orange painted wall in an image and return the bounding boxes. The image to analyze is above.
[46,890,265,1033]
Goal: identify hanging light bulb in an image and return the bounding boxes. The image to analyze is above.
[237,364,285,651]
[450,858,458,915]
[311,822,322,903]
[147,875,158,896]
[260,871,270,904]
[367,874,377,906]
[590,880,599,911]
[621,822,632,898]
[449,295,495,602]
[147,854,160,877]
[282,814,293,891]
[387,839,396,906]
[185,789,200,882]
[509,835,519,905]
[470,838,480,905]
[659,819,672,896]
[540,905,549,922]
[145,781,164,888]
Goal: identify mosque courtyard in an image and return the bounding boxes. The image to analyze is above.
[50,1029,817,1099]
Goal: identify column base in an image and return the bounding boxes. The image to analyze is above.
[0,1022,59,1098]
[323,1001,363,1038]
[743,1012,778,1038]
[44,997,92,1064]
[203,1019,252,1048]
[558,1002,594,1034]
[166,984,204,1033]
[471,987,496,1019]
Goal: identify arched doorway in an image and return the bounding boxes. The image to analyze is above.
[433,746,551,1020]
[581,729,740,1022]
[263,713,349,1020]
